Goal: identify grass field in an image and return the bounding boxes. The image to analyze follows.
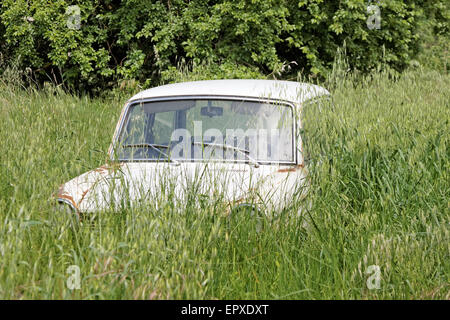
[0,67,448,299]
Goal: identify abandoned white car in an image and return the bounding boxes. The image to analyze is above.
[56,79,330,215]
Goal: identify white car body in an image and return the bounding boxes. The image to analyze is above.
[57,79,330,214]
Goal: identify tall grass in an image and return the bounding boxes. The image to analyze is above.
[0,68,448,299]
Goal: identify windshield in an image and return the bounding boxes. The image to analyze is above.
[115,98,295,164]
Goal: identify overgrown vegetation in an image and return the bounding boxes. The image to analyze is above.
[0,0,448,92]
[0,64,448,298]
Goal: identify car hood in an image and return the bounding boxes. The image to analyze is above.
[57,161,308,213]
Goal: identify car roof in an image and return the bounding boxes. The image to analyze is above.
[128,79,330,105]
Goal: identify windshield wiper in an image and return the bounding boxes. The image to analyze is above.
[192,141,260,168]
[121,143,180,165]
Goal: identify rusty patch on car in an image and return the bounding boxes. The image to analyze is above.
[57,193,80,216]
[276,163,305,173]
[56,184,81,216]
[57,162,125,213]
[94,165,109,173]
[79,189,90,206]
[94,162,125,174]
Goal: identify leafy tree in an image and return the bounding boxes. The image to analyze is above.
[0,0,447,92]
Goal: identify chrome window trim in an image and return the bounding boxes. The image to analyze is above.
[110,95,298,165]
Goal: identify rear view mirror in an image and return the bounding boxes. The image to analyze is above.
[201,106,223,117]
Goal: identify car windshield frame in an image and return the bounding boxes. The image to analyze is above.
[111,96,297,165]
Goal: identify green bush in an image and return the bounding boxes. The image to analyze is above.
[415,0,449,72]
[0,0,448,91]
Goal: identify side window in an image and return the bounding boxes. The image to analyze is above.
[123,106,147,144]
[152,111,174,145]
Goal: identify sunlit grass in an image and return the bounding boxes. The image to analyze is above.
[0,68,448,299]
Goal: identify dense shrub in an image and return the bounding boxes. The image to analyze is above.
[415,0,449,72]
[0,0,448,91]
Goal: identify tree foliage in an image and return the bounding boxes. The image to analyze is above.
[0,0,447,92]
